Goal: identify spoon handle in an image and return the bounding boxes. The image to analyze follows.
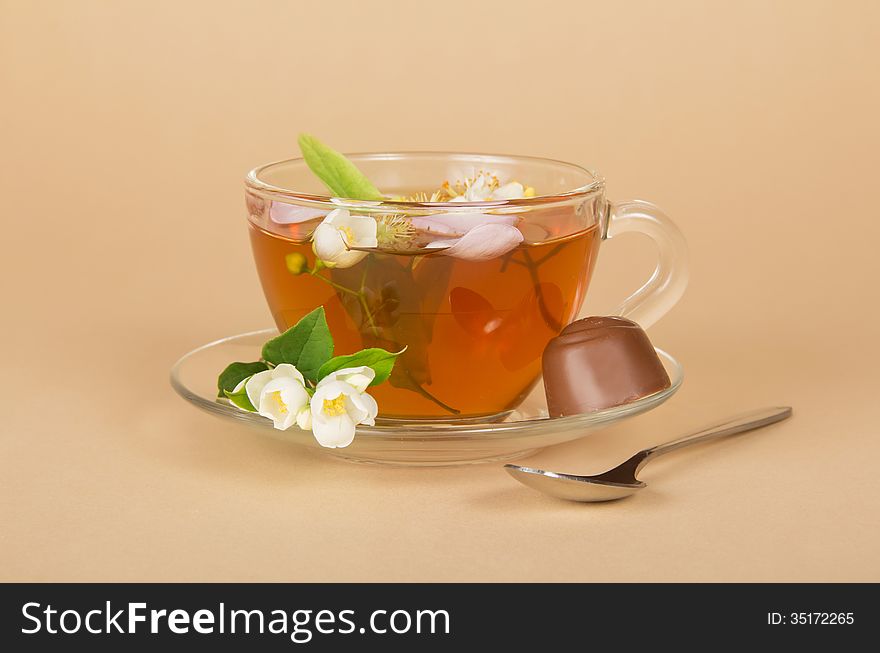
[641,406,792,463]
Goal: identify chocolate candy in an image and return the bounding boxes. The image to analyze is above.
[542,316,670,417]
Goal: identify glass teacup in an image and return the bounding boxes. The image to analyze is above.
[245,153,687,421]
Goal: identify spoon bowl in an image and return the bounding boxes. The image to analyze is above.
[506,466,645,502]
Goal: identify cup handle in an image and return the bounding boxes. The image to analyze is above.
[602,199,689,329]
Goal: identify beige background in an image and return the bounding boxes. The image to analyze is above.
[2,0,878,582]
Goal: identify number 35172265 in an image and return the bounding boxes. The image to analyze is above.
[768,613,854,625]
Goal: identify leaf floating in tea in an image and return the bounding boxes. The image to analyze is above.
[328,254,461,414]
[317,347,406,387]
[298,133,384,201]
[262,306,334,381]
[332,259,428,378]
[217,361,270,398]
[449,287,500,337]
[499,282,565,372]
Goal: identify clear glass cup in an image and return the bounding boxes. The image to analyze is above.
[245,153,687,421]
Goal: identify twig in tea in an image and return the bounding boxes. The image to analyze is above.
[391,366,461,415]
[306,252,462,415]
[507,246,569,333]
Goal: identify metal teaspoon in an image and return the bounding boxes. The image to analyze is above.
[505,406,792,502]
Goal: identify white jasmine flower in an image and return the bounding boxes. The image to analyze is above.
[243,363,311,431]
[450,180,523,202]
[310,367,379,448]
[408,172,530,261]
[312,208,378,268]
[490,181,528,200]
[434,171,531,203]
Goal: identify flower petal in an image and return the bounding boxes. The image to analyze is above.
[244,369,273,410]
[245,364,305,409]
[327,209,379,246]
[311,413,357,448]
[269,202,327,224]
[411,212,517,238]
[296,406,312,430]
[312,379,351,404]
[280,376,310,409]
[272,363,306,385]
[317,366,376,393]
[323,208,349,225]
[342,394,368,425]
[258,392,295,430]
[346,215,380,247]
[308,378,379,447]
[312,209,374,268]
[312,222,343,260]
[423,237,457,250]
[429,223,524,261]
[257,376,310,430]
[358,392,378,426]
[313,224,367,268]
[492,182,525,200]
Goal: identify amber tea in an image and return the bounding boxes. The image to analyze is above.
[250,220,600,419]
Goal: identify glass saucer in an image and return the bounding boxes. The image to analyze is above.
[170,329,683,466]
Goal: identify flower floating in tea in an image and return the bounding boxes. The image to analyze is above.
[430,170,535,203]
[312,208,378,268]
[376,214,416,248]
[296,133,535,262]
[217,307,403,448]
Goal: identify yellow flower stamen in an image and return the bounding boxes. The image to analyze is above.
[400,191,430,202]
[376,214,415,246]
[268,391,288,414]
[423,171,511,201]
[402,172,537,203]
[336,225,355,245]
[322,394,347,417]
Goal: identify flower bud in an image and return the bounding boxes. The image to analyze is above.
[285,252,308,275]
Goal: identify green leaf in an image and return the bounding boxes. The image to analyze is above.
[262,306,334,381]
[298,133,384,201]
[217,361,269,398]
[316,347,406,387]
[224,387,257,412]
